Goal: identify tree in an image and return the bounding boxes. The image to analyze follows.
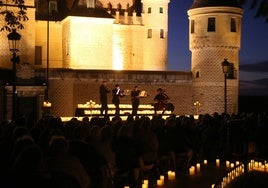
[0,0,28,31]
[243,0,268,22]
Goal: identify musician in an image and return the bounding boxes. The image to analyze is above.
[112,84,124,115]
[130,85,141,116]
[153,88,169,114]
[99,81,110,116]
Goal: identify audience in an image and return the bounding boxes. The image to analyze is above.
[0,111,267,188]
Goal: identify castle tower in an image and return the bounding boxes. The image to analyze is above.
[141,0,170,70]
[188,0,243,114]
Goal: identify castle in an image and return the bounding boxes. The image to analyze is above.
[0,0,243,121]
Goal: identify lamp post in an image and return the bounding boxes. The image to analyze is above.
[7,29,21,121]
[221,59,230,114]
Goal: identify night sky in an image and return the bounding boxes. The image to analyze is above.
[167,1,268,95]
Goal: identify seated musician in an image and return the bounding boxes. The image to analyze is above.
[153,88,169,113]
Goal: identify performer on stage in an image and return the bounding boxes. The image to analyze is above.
[112,84,124,115]
[130,85,141,116]
[99,81,110,116]
[153,88,169,114]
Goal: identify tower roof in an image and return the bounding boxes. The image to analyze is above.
[190,0,242,9]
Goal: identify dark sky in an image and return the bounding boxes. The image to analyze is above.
[167,1,268,95]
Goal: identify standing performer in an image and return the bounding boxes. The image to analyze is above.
[131,85,141,116]
[99,81,110,116]
[112,84,124,115]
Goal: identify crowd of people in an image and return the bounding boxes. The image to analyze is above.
[0,110,267,188]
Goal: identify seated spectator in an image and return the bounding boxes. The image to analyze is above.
[45,135,90,188]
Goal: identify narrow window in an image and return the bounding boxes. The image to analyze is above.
[207,17,215,32]
[195,71,199,78]
[49,1,57,15]
[191,20,195,33]
[231,18,236,32]
[107,3,112,10]
[148,7,151,13]
[148,29,152,38]
[117,3,121,10]
[35,46,42,65]
[160,29,164,38]
[159,7,163,13]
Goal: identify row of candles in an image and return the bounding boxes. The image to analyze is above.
[213,159,268,188]
[78,102,155,109]
[123,170,176,188]
[123,158,267,188]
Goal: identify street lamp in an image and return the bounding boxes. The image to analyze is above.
[221,59,230,114]
[7,29,21,121]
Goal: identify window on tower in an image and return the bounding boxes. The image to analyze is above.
[231,18,237,32]
[207,17,216,32]
[49,1,58,15]
[148,29,152,38]
[195,71,200,78]
[160,29,164,38]
[191,20,195,33]
[148,7,151,13]
[159,7,163,13]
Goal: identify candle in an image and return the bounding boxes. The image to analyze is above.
[204,159,208,165]
[143,179,148,185]
[142,184,148,188]
[226,160,230,168]
[168,171,176,180]
[196,163,201,172]
[157,179,164,186]
[189,166,195,175]
[216,159,220,167]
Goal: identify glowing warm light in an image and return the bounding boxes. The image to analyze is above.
[43,101,52,107]
[113,33,124,70]
[216,159,220,167]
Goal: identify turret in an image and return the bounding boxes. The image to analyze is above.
[188,0,243,114]
[141,0,170,70]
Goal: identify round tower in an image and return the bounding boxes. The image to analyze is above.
[141,0,170,70]
[188,0,243,114]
